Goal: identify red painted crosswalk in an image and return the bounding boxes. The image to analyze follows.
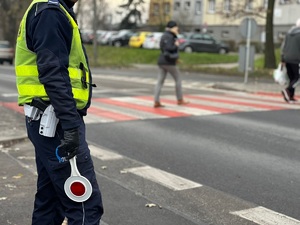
[1,93,299,124]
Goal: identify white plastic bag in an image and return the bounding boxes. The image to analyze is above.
[273,63,288,85]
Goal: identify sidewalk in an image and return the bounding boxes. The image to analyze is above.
[0,105,27,147]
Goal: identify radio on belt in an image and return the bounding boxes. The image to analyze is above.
[30,98,59,137]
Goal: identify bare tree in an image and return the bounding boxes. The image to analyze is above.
[74,0,82,16]
[0,0,31,44]
[77,0,110,30]
[118,0,145,29]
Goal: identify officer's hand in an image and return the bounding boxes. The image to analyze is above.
[58,128,79,160]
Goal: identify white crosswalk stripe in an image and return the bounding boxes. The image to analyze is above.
[82,93,300,124]
[231,207,300,225]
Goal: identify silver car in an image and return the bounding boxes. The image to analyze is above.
[0,41,14,65]
[142,32,163,49]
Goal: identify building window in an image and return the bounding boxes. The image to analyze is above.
[153,3,159,16]
[195,1,202,15]
[164,3,170,14]
[245,0,253,11]
[208,0,215,13]
[184,1,191,10]
[223,0,231,12]
[174,2,180,11]
[221,30,229,38]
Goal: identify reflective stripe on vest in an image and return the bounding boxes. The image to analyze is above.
[15,0,90,110]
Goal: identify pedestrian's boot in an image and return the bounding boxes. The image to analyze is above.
[281,88,291,103]
[177,99,189,105]
[154,102,165,108]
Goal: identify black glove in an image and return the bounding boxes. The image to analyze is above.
[58,128,79,160]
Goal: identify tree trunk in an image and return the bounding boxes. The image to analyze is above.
[0,0,31,44]
[264,0,276,69]
[93,0,98,65]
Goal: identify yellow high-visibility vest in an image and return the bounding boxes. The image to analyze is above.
[15,0,90,110]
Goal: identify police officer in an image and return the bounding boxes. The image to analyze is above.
[15,0,103,224]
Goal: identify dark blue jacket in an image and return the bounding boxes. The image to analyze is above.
[25,0,92,131]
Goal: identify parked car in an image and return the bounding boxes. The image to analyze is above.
[81,29,94,44]
[100,31,118,45]
[96,30,107,44]
[129,31,152,48]
[142,32,163,49]
[0,40,14,65]
[178,33,229,54]
[109,30,134,47]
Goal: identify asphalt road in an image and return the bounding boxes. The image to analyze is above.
[1,65,300,225]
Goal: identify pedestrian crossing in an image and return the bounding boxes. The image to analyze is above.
[2,92,300,124]
[84,92,300,124]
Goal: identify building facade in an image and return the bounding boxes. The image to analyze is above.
[148,0,174,26]
[172,0,203,30]
[148,0,299,46]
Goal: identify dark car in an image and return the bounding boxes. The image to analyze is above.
[109,30,134,47]
[178,33,229,54]
[0,40,14,65]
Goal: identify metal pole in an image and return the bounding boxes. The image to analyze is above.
[244,18,251,84]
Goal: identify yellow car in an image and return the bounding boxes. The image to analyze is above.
[129,32,152,48]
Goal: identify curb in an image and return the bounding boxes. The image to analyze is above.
[211,83,248,92]
[0,136,28,148]
[211,83,281,95]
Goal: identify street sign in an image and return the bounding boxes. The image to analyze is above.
[240,18,257,38]
[239,18,258,83]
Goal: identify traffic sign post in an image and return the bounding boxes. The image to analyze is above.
[239,18,258,83]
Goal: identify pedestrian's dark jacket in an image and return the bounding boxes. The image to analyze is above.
[157,31,179,66]
[25,0,92,131]
[281,26,300,64]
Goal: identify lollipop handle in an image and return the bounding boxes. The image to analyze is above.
[69,157,81,177]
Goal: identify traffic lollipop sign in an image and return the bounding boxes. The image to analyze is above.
[64,156,92,202]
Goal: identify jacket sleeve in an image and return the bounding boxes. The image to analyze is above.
[29,7,81,130]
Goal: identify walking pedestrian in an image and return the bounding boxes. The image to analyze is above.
[281,18,300,103]
[154,20,189,108]
[15,0,104,224]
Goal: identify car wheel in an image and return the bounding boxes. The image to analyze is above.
[114,41,122,47]
[219,48,227,54]
[184,46,193,53]
[9,59,13,65]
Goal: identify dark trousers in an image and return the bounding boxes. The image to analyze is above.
[286,63,300,98]
[26,116,103,225]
